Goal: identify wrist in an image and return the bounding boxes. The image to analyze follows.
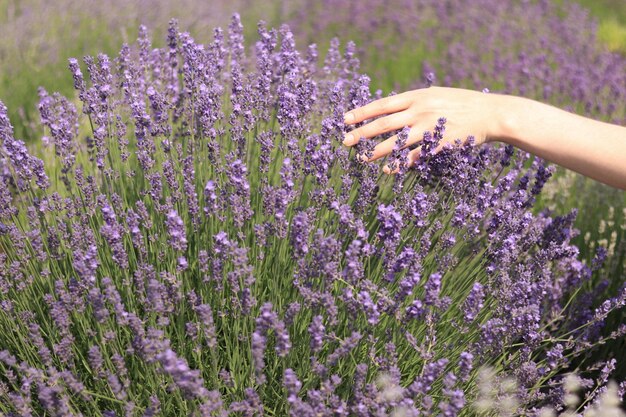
[484,93,527,146]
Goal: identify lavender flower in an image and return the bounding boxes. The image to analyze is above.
[463,282,485,323]
[309,315,325,353]
[99,202,129,269]
[423,272,442,307]
[166,209,187,252]
[157,348,209,399]
[357,290,380,325]
[377,203,403,243]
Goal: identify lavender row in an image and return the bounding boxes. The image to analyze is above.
[0,15,623,416]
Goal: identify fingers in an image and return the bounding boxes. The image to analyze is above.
[382,146,421,175]
[344,91,413,125]
[343,111,414,146]
[406,147,423,169]
[362,127,423,162]
[383,163,402,175]
[401,141,451,170]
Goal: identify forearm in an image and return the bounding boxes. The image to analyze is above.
[489,95,626,190]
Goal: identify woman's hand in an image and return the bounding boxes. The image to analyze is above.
[343,86,626,190]
[342,86,502,173]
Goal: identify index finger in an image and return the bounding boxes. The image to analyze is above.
[344,91,413,125]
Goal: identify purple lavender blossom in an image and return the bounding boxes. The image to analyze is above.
[157,348,209,399]
[0,102,49,191]
[99,202,129,269]
[309,315,325,353]
[377,203,403,244]
[166,209,187,252]
[463,282,485,323]
[290,210,311,257]
[327,331,362,367]
[423,272,442,306]
[357,290,380,325]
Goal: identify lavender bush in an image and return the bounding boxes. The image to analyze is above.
[288,0,626,237]
[287,0,626,378]
[0,0,283,141]
[0,16,624,416]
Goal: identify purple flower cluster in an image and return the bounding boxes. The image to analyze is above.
[1,102,49,191]
[166,209,187,252]
[252,303,291,384]
[0,12,622,417]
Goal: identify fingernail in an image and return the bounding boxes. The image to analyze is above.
[344,113,355,123]
[343,134,354,146]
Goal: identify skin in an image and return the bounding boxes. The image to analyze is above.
[342,86,626,190]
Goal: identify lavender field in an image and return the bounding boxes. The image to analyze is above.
[0,0,624,416]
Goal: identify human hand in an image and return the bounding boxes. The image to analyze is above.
[343,86,626,189]
[342,86,502,174]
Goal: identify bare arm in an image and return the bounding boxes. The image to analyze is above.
[342,87,626,190]
[492,94,626,190]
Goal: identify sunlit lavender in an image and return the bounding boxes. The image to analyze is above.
[0,13,624,417]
